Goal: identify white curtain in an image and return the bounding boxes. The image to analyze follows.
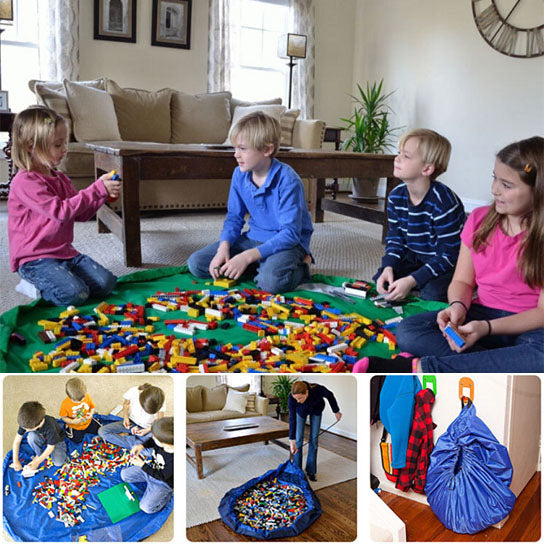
[38,0,79,81]
[207,0,232,92]
[218,375,262,394]
[289,0,315,119]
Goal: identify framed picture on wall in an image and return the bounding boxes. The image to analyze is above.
[94,0,137,43]
[0,90,9,112]
[151,0,192,49]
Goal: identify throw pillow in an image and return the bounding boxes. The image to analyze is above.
[227,383,250,393]
[230,97,282,119]
[202,384,227,411]
[222,389,249,414]
[226,104,287,146]
[246,393,256,413]
[30,78,107,141]
[185,386,203,413]
[105,80,172,143]
[170,90,232,144]
[64,80,121,142]
[280,108,300,146]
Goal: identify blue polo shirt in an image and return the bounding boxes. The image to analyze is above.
[219,158,313,259]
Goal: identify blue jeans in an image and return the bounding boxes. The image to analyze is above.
[27,432,67,466]
[187,233,310,293]
[373,251,454,302]
[19,254,116,306]
[293,413,322,476]
[98,421,152,456]
[121,465,172,514]
[396,303,544,372]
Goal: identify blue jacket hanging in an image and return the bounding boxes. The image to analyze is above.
[424,401,516,534]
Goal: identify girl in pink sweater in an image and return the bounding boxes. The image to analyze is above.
[8,107,121,306]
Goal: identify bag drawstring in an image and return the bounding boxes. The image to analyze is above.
[289,419,340,463]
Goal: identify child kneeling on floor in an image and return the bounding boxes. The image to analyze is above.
[122,417,174,514]
[187,111,313,293]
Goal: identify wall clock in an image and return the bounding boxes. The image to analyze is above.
[472,0,544,58]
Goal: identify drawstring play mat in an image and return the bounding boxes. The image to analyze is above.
[218,460,321,539]
[424,400,516,534]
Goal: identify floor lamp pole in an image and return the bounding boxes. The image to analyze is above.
[287,56,295,109]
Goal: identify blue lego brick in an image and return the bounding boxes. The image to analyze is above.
[444,324,466,348]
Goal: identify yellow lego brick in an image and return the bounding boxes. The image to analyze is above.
[97,366,110,373]
[147,316,160,322]
[208,362,228,373]
[148,362,163,373]
[214,278,237,288]
[77,364,92,373]
[30,361,49,372]
[187,307,202,317]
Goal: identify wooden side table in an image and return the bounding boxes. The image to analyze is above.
[0,110,16,200]
[323,126,343,199]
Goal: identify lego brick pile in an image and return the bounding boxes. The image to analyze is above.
[233,478,308,531]
[31,437,130,528]
[27,284,401,373]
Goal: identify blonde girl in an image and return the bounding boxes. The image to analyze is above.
[8,106,121,306]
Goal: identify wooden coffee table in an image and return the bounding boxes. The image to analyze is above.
[186,415,290,479]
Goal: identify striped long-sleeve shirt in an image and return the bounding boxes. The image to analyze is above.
[380,181,465,287]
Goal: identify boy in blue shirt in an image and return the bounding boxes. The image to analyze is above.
[373,128,465,302]
[187,111,312,293]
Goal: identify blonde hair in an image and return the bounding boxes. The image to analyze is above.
[65,378,87,402]
[229,111,281,158]
[398,128,451,179]
[11,106,67,172]
[473,136,544,289]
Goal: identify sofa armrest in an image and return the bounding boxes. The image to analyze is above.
[255,396,269,416]
[292,119,326,149]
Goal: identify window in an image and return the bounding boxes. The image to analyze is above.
[1,0,39,114]
[230,0,289,103]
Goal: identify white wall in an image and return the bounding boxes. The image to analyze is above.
[354,0,544,207]
[79,0,209,92]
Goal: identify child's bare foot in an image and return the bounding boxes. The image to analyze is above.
[303,254,312,266]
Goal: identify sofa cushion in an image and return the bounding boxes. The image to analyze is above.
[186,410,260,424]
[222,389,248,414]
[64,80,121,142]
[230,97,282,119]
[227,383,250,393]
[29,78,107,141]
[202,384,227,411]
[170,91,232,144]
[186,385,203,413]
[280,108,301,146]
[106,80,172,143]
[226,104,287,146]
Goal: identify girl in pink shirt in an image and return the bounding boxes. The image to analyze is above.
[8,107,122,306]
[358,136,544,373]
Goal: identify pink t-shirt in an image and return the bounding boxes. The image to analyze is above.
[8,169,108,271]
[461,206,540,313]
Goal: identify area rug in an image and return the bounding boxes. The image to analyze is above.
[186,441,357,528]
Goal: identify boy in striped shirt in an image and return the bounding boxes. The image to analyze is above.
[374,129,465,302]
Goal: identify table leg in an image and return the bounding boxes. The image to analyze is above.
[195,445,204,479]
[309,177,325,223]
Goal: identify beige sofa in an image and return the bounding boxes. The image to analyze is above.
[29,78,326,211]
[186,383,269,424]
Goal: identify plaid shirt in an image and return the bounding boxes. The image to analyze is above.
[395,388,436,493]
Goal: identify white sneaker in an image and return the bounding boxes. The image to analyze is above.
[15,279,41,299]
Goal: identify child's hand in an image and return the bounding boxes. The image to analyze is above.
[219,253,251,280]
[123,417,131,429]
[11,460,23,472]
[131,455,145,467]
[101,174,122,200]
[385,276,416,301]
[376,267,394,294]
[209,248,230,279]
[27,459,40,471]
[130,444,144,457]
[447,320,488,352]
[133,427,147,436]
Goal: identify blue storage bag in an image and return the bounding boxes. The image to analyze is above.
[424,401,516,534]
[218,460,321,539]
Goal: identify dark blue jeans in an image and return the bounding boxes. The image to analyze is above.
[19,254,116,307]
[396,303,544,372]
[374,251,454,302]
[187,233,310,293]
[293,412,322,476]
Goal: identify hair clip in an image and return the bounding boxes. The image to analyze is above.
[44,117,53,125]
[524,163,532,174]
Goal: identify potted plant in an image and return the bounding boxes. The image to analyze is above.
[271,375,297,417]
[340,79,400,201]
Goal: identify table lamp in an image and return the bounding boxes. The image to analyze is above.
[278,33,307,108]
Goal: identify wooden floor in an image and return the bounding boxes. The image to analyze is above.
[379,471,541,542]
[186,429,357,542]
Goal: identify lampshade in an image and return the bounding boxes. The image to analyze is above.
[0,0,13,22]
[278,33,307,59]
